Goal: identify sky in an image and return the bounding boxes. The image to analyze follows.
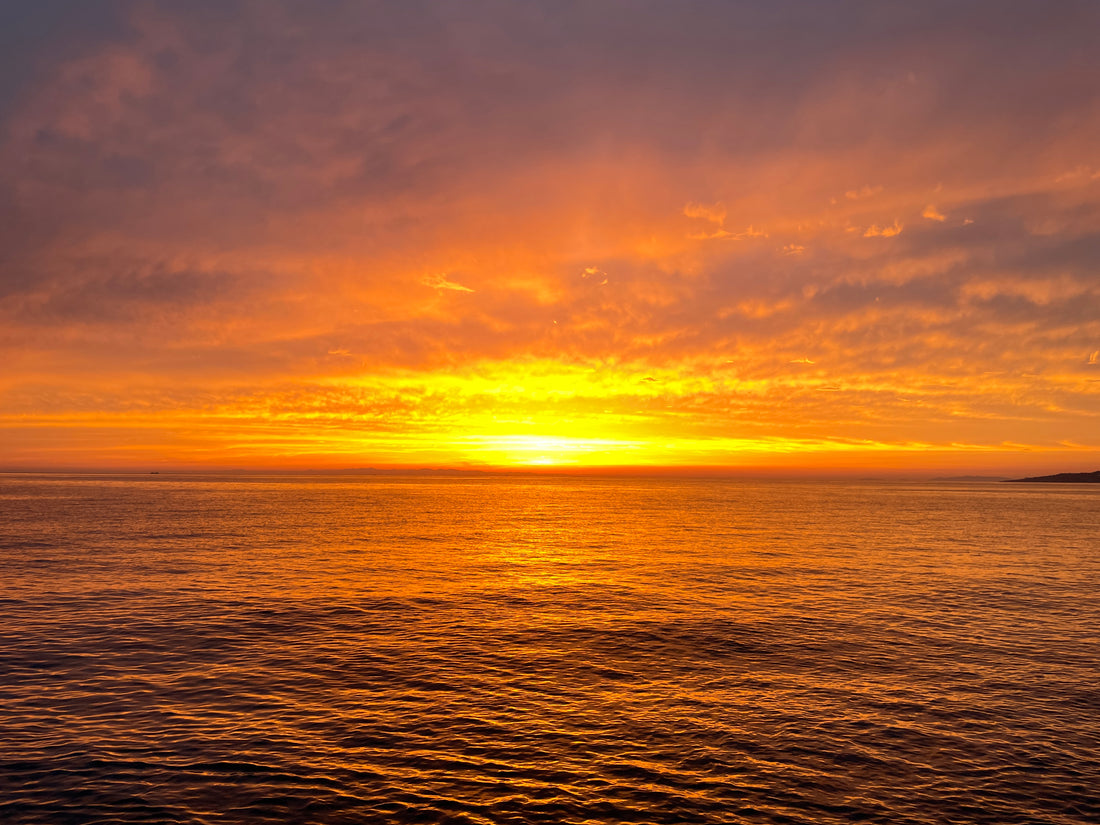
[2,0,1099,474]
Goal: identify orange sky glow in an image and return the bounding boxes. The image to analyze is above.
[2,2,1099,474]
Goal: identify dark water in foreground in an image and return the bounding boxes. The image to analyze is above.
[2,474,1098,824]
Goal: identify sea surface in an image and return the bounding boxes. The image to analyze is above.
[1,474,1098,824]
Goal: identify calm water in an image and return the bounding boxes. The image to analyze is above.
[1,474,1098,824]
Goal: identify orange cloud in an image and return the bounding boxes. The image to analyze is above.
[863,221,904,238]
[846,185,883,200]
[3,2,1100,472]
[422,273,475,293]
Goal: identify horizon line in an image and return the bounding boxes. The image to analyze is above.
[0,464,1056,481]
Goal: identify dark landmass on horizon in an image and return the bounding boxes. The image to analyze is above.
[1006,470,1100,483]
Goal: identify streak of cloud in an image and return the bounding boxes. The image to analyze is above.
[864,221,904,238]
[423,274,475,293]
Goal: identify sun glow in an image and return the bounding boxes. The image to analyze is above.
[3,350,1100,472]
[460,435,644,467]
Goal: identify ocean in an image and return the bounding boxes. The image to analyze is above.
[1,474,1097,824]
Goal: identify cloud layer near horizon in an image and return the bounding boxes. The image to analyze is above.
[2,1,1099,470]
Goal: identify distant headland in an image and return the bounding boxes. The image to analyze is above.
[1005,470,1100,483]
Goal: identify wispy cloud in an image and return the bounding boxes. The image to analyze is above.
[422,274,475,293]
[2,1,1100,469]
[864,221,904,238]
[683,202,727,224]
[845,185,883,200]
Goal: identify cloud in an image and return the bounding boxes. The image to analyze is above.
[864,221,904,238]
[688,228,736,240]
[3,1,1100,467]
[683,202,727,224]
[422,273,474,293]
[685,201,737,239]
[845,185,883,200]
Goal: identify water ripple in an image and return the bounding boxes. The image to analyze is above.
[1,475,1098,823]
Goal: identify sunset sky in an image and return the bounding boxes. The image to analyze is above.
[2,1,1099,473]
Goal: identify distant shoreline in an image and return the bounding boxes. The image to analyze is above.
[1005,470,1100,483]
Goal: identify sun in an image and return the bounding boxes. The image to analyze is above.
[463,434,641,467]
